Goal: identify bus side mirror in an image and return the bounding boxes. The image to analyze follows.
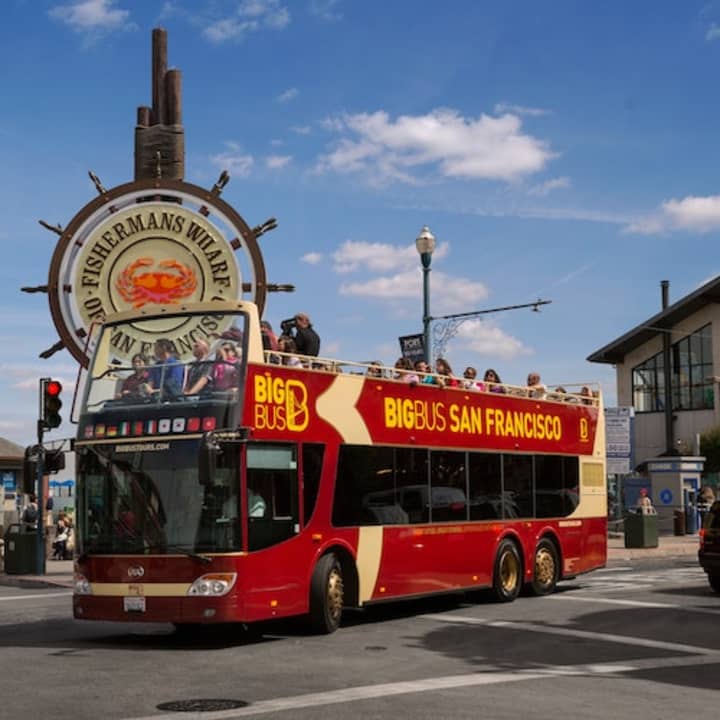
[199,435,219,486]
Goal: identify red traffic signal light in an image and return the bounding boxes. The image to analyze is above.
[40,378,63,430]
[46,380,62,397]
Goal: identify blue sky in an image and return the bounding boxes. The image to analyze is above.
[3,0,720,448]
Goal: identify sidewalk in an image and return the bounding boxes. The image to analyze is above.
[0,534,702,590]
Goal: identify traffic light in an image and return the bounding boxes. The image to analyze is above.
[45,446,66,474]
[40,378,63,430]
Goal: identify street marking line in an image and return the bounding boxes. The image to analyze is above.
[122,671,548,720]
[553,595,720,615]
[420,614,718,655]
[121,651,720,720]
[0,592,71,602]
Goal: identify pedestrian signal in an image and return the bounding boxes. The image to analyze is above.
[40,378,63,430]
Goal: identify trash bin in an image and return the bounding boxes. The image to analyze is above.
[3,524,39,575]
[673,509,686,536]
[624,511,659,548]
[685,505,698,534]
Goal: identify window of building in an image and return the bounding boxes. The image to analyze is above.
[632,324,713,413]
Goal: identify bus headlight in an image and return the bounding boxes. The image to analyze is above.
[187,573,237,597]
[74,574,92,595]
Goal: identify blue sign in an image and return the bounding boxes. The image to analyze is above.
[1,470,16,492]
[659,488,673,505]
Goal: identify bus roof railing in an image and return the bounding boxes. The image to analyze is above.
[261,350,601,407]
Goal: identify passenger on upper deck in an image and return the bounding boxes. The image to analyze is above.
[415,360,435,384]
[394,357,419,384]
[277,335,303,367]
[462,366,485,391]
[526,372,547,399]
[116,353,150,400]
[148,339,184,400]
[213,342,241,391]
[292,313,320,357]
[184,340,212,395]
[367,361,384,378]
[435,358,459,388]
[183,341,241,394]
[484,368,506,393]
[580,386,594,405]
[261,320,278,353]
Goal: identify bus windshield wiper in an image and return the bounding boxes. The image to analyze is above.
[163,544,213,564]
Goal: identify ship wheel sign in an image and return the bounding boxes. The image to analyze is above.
[29,176,291,367]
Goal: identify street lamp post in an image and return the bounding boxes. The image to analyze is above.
[415,225,436,364]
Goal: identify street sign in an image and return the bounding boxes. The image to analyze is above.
[605,406,634,475]
[399,334,424,365]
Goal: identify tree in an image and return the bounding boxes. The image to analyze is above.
[700,425,720,475]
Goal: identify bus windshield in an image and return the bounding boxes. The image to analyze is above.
[76,439,241,555]
[81,308,249,430]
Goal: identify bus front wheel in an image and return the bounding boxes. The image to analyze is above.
[309,553,344,634]
[492,539,522,602]
[530,538,560,596]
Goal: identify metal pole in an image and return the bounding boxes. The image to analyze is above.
[35,421,46,576]
[661,280,674,454]
[421,252,432,364]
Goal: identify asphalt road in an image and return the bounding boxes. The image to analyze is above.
[1,557,718,720]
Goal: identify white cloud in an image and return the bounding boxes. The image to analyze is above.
[265,154,292,169]
[332,239,449,274]
[204,18,257,43]
[707,23,720,41]
[277,87,299,103]
[210,142,254,176]
[626,194,720,234]
[291,125,311,135]
[309,0,343,21]
[528,176,570,196]
[203,0,290,43]
[340,268,488,313]
[455,320,531,360]
[301,252,323,265]
[49,0,134,34]
[494,102,551,117]
[315,108,554,184]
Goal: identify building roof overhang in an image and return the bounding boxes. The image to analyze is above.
[587,276,720,365]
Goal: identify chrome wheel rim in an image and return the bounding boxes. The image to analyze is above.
[327,568,344,623]
[535,547,555,588]
[500,550,519,593]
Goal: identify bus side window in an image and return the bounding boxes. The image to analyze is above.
[302,443,324,526]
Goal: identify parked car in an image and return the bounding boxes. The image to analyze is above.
[699,500,720,593]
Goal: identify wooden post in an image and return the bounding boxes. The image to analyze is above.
[135,28,184,181]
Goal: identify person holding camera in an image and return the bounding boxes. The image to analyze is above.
[281,313,320,358]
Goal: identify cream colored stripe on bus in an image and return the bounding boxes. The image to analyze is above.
[565,459,607,518]
[89,583,192,597]
[356,526,383,604]
[316,374,371,443]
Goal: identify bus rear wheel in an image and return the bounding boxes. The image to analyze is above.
[530,538,560,596]
[309,553,344,634]
[708,574,720,593]
[492,539,522,602]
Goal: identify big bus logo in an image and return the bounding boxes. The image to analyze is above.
[254,374,309,432]
[579,417,589,442]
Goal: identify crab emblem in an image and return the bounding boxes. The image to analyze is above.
[116,258,197,308]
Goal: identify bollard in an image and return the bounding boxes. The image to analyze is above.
[673,509,686,536]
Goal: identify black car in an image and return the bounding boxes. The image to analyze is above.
[699,500,720,593]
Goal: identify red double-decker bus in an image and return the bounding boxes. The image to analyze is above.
[73,301,606,633]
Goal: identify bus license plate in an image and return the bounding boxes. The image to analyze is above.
[123,596,146,613]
